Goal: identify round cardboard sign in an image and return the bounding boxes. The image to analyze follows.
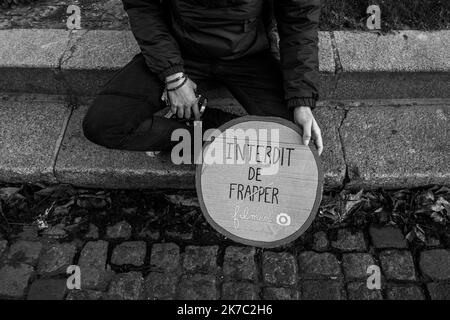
[195,116,323,248]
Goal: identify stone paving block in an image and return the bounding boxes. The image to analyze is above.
[311,231,329,252]
[0,100,71,184]
[263,287,300,300]
[379,250,416,281]
[0,263,34,298]
[182,246,219,274]
[82,269,115,292]
[61,30,139,95]
[0,29,70,94]
[427,282,450,300]
[331,229,367,252]
[54,105,195,189]
[347,282,382,300]
[106,221,132,239]
[333,31,450,99]
[107,272,144,300]
[223,246,257,281]
[342,253,376,280]
[386,284,425,300]
[419,249,450,280]
[86,268,116,291]
[313,107,346,188]
[150,243,181,273]
[298,252,342,279]
[177,274,218,300]
[341,105,450,188]
[27,279,67,300]
[262,252,298,286]
[37,243,76,276]
[222,282,259,300]
[66,290,104,300]
[4,240,42,266]
[78,240,108,269]
[78,240,112,290]
[144,272,179,300]
[111,241,146,266]
[369,226,408,249]
[301,280,346,300]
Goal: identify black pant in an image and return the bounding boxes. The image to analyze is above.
[83,51,294,152]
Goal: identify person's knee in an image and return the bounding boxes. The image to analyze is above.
[82,111,105,146]
[82,101,120,149]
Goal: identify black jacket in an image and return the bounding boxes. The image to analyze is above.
[122,0,320,109]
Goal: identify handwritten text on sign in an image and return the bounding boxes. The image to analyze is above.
[227,143,296,204]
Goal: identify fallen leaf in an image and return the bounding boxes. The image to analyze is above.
[343,189,364,214]
[415,225,426,243]
[35,184,76,198]
[435,186,450,195]
[166,194,199,207]
[437,197,450,206]
[36,219,48,230]
[122,207,137,215]
[431,212,445,224]
[42,224,67,239]
[405,230,415,242]
[418,190,435,204]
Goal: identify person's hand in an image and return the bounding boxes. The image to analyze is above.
[166,73,200,120]
[293,106,323,156]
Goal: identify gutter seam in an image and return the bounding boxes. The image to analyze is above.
[51,104,74,183]
[329,31,343,98]
[50,29,87,183]
[337,107,350,190]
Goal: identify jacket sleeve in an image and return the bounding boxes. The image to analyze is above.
[273,0,321,110]
[122,0,184,80]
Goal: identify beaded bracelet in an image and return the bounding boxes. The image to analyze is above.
[165,73,186,85]
[166,76,188,91]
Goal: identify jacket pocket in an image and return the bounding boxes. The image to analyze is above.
[181,17,258,33]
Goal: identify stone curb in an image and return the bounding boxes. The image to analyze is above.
[0,93,448,189]
[0,29,449,100]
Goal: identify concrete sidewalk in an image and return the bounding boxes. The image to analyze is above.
[0,29,449,189]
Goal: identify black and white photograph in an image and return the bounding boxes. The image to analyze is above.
[0,0,449,306]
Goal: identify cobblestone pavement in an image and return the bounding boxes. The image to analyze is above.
[1,192,450,300]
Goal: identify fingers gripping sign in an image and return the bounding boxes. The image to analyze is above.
[293,106,323,156]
